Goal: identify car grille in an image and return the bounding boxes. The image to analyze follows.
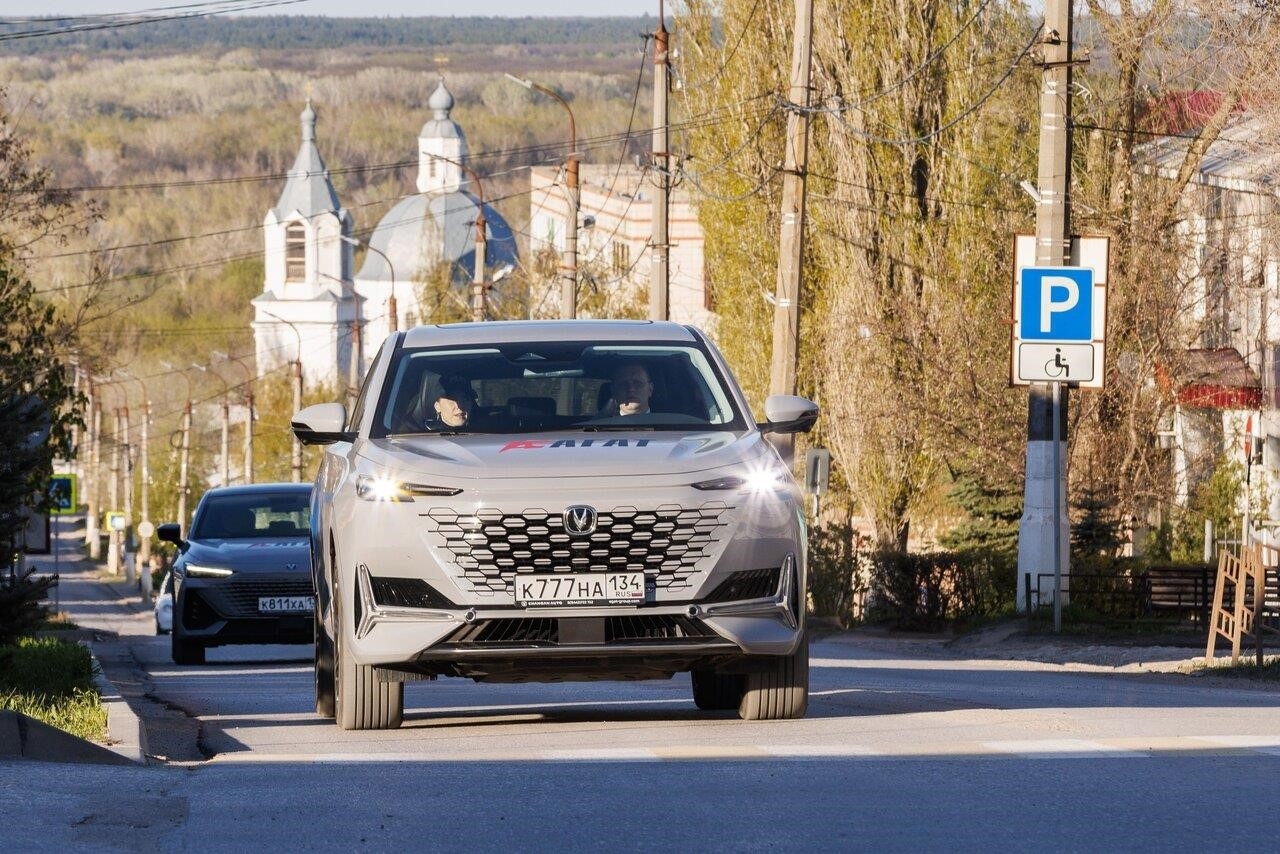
[422,502,734,595]
[438,614,718,647]
[193,576,314,619]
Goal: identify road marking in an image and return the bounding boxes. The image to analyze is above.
[982,739,1148,759]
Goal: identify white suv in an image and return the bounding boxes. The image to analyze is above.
[293,320,818,729]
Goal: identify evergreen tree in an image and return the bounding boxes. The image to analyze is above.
[939,475,1021,556]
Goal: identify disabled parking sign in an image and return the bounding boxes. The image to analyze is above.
[1011,236,1109,388]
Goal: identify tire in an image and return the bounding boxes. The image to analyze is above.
[314,607,336,718]
[333,581,402,730]
[171,632,205,665]
[691,669,745,711]
[738,633,809,721]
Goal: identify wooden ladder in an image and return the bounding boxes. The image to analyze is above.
[1206,544,1271,665]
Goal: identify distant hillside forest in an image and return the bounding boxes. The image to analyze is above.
[0,15,655,55]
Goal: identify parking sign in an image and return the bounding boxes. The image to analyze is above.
[1011,236,1109,388]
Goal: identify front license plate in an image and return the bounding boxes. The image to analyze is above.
[258,596,314,614]
[515,572,645,607]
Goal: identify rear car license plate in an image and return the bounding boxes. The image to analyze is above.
[258,596,314,614]
[515,572,645,607]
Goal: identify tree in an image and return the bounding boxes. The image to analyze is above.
[677,0,1034,547]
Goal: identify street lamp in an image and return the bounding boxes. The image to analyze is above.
[342,235,397,333]
[260,309,305,484]
[505,73,578,319]
[212,350,255,485]
[429,153,491,323]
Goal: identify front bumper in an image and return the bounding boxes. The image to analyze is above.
[177,572,314,646]
[348,558,802,677]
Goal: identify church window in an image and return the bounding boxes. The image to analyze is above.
[285,222,306,281]
[428,157,437,179]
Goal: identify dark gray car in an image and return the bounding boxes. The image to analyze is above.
[158,483,313,665]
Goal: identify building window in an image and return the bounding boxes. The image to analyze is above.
[611,242,631,278]
[428,157,437,179]
[285,222,306,281]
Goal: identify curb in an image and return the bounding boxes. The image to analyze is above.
[87,646,149,765]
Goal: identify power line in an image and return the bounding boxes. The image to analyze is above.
[0,0,310,43]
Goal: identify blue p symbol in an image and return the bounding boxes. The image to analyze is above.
[1021,268,1093,340]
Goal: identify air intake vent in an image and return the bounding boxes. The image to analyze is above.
[370,576,455,609]
[703,568,780,603]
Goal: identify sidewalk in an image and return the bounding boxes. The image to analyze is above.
[17,516,155,764]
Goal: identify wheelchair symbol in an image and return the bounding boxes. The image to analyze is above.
[1044,347,1070,379]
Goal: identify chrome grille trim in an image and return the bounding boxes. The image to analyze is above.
[423,502,734,594]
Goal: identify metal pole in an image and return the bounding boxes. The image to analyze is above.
[768,0,815,464]
[107,407,121,575]
[649,5,670,321]
[122,406,134,585]
[1052,380,1063,633]
[292,360,303,483]
[220,399,230,487]
[244,392,254,485]
[1016,0,1074,613]
[178,400,191,537]
[139,398,150,586]
[86,399,101,559]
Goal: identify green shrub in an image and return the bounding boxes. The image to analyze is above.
[807,520,871,627]
[0,566,55,644]
[0,636,105,741]
[867,548,1016,631]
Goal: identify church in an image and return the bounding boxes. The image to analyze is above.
[251,79,518,393]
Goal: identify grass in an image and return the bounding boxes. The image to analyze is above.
[0,637,107,741]
[37,613,80,631]
[1193,655,1280,681]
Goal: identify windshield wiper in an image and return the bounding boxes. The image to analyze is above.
[580,424,659,432]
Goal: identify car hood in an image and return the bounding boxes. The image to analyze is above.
[180,538,310,573]
[358,429,774,480]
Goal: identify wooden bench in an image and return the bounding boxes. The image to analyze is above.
[1138,564,1213,626]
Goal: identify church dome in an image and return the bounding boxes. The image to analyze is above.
[356,191,518,286]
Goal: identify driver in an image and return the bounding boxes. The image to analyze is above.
[610,362,653,416]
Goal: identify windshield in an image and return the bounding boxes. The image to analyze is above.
[191,491,311,540]
[372,342,746,437]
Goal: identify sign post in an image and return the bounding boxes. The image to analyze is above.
[1012,235,1109,618]
[48,474,77,614]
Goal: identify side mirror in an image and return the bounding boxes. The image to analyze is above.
[758,394,819,435]
[292,402,354,446]
[156,523,184,546]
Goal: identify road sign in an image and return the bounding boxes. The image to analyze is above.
[804,448,831,496]
[48,474,77,515]
[1016,343,1095,383]
[138,520,155,539]
[105,510,126,532]
[1011,235,1110,388]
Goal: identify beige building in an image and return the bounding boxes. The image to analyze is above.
[528,164,712,329]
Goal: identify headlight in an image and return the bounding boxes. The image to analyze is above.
[184,564,234,578]
[355,474,462,501]
[692,459,793,493]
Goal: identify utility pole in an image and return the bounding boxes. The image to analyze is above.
[348,320,362,405]
[470,209,489,323]
[84,381,99,556]
[87,400,102,559]
[768,0,815,463]
[219,397,230,488]
[1016,0,1074,625]
[649,2,670,321]
[291,360,303,483]
[178,400,192,537]
[122,406,134,585]
[107,408,121,575]
[138,397,150,573]
[243,391,254,485]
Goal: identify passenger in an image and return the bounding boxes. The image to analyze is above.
[610,362,654,416]
[430,375,477,428]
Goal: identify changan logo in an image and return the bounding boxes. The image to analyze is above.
[563,505,597,536]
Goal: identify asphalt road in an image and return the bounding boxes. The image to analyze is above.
[9,536,1280,851]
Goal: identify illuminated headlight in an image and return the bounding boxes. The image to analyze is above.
[692,459,793,493]
[184,564,234,578]
[356,475,462,501]
[356,475,414,502]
